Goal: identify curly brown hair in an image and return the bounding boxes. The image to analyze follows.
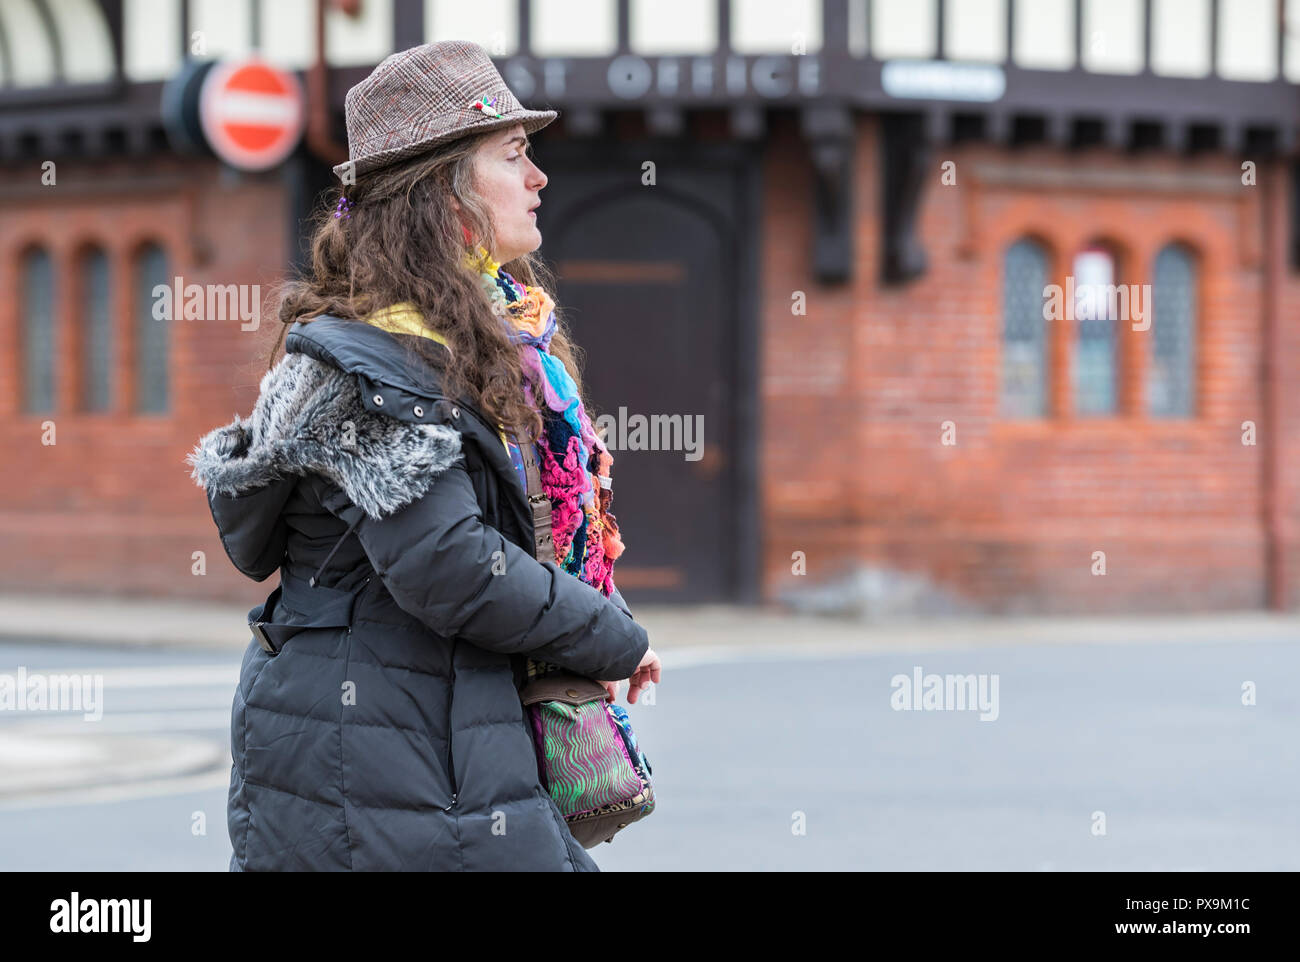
[267,131,587,447]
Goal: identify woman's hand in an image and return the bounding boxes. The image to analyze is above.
[596,648,661,705]
[626,647,660,704]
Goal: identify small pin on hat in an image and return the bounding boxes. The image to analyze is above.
[469,93,503,119]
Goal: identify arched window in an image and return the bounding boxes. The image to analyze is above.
[1001,237,1049,417]
[80,247,112,411]
[134,243,170,413]
[21,247,55,413]
[1149,243,1196,417]
[1072,244,1119,416]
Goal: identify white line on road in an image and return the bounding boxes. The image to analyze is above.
[2,711,232,733]
[0,764,232,812]
[0,691,236,713]
[0,665,240,687]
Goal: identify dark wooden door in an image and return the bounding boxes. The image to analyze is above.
[535,140,758,603]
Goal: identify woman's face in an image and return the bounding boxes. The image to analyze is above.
[472,124,547,264]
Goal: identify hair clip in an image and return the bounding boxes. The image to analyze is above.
[334,196,352,220]
[469,94,503,119]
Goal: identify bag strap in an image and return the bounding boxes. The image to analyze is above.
[522,442,553,562]
[520,439,559,687]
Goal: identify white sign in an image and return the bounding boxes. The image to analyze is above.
[881,60,1005,102]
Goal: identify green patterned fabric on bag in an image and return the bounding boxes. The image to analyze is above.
[529,699,644,816]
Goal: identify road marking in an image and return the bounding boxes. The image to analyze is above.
[0,732,228,804]
[0,691,236,713]
[0,764,231,811]
[661,643,885,669]
[0,665,240,687]
[2,711,231,733]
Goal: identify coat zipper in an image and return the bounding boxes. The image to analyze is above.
[444,636,458,812]
[427,395,512,814]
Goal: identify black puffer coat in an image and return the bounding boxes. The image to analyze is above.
[187,317,649,871]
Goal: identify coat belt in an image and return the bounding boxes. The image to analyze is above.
[248,570,361,655]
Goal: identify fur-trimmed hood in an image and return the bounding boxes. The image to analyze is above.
[187,351,463,518]
[186,350,464,576]
[186,316,539,585]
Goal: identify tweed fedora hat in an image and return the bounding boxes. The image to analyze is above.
[333,40,558,181]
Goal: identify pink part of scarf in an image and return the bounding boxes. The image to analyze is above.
[538,432,618,593]
[538,434,587,558]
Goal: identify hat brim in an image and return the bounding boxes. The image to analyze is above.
[333,108,558,181]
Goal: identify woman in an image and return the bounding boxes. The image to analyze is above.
[186,40,660,872]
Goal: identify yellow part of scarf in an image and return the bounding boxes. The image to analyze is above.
[466,245,501,276]
[363,301,512,455]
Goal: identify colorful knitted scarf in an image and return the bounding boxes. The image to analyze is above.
[463,245,626,605]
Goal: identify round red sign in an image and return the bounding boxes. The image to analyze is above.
[199,59,305,171]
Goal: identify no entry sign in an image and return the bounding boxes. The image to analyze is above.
[199,59,305,171]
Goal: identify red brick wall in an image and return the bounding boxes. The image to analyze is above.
[761,113,1299,613]
[1268,158,1300,613]
[3,121,1296,615]
[0,157,287,601]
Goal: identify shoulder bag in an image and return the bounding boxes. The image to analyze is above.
[517,444,656,848]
